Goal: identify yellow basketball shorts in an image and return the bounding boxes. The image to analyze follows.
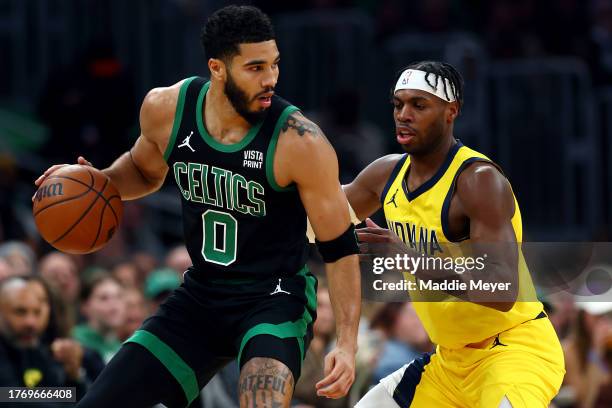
[379,314,565,407]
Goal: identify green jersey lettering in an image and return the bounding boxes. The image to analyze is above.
[224,171,234,211]
[188,162,203,203]
[173,162,190,200]
[247,181,266,217]
[200,164,216,205]
[174,162,267,218]
[211,167,228,208]
[232,174,249,214]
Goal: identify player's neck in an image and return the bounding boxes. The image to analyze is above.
[204,82,252,141]
[409,136,456,180]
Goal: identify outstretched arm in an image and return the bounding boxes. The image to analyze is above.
[305,154,402,243]
[276,112,360,399]
[342,154,403,221]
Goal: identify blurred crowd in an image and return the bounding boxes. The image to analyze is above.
[0,0,611,407]
[0,229,610,407]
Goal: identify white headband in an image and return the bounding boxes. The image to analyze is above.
[394,69,456,102]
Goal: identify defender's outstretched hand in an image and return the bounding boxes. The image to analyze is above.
[356,218,406,245]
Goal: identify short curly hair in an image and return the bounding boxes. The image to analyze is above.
[201,5,275,62]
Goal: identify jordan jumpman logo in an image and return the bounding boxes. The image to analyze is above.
[270,278,291,295]
[386,188,399,208]
[490,334,508,349]
[178,131,195,152]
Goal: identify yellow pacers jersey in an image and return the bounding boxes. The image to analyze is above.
[382,141,542,349]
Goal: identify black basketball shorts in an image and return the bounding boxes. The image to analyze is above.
[124,266,317,406]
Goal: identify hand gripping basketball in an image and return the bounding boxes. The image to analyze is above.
[32,157,123,254]
[33,156,93,193]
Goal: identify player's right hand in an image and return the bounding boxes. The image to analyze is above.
[315,345,356,399]
[32,156,93,201]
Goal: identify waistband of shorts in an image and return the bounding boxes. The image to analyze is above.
[465,310,547,349]
[186,264,309,286]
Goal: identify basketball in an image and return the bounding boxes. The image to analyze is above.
[32,165,123,254]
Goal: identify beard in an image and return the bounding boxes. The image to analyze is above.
[224,72,271,125]
[0,323,40,349]
[401,119,447,156]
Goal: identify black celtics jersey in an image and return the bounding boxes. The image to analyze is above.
[164,77,308,280]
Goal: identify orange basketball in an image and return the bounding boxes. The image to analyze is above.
[33,165,123,254]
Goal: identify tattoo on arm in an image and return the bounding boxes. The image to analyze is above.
[281,113,332,141]
[281,114,320,137]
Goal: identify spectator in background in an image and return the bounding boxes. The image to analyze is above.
[131,251,158,280]
[39,251,81,305]
[0,257,13,281]
[165,245,192,278]
[111,259,141,289]
[0,276,87,401]
[73,273,124,363]
[369,302,431,384]
[293,285,348,408]
[0,241,36,277]
[144,268,181,311]
[116,288,148,342]
[562,302,612,408]
[547,292,578,341]
[38,271,105,386]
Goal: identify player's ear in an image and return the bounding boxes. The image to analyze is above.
[446,101,459,123]
[208,58,226,81]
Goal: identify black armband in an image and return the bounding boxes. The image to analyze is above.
[315,224,359,263]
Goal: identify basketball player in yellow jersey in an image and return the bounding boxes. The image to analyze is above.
[349,61,565,407]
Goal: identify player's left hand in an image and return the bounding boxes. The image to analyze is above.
[32,156,94,201]
[356,218,404,247]
[315,345,356,399]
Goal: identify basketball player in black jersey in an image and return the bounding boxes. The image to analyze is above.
[34,6,361,407]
